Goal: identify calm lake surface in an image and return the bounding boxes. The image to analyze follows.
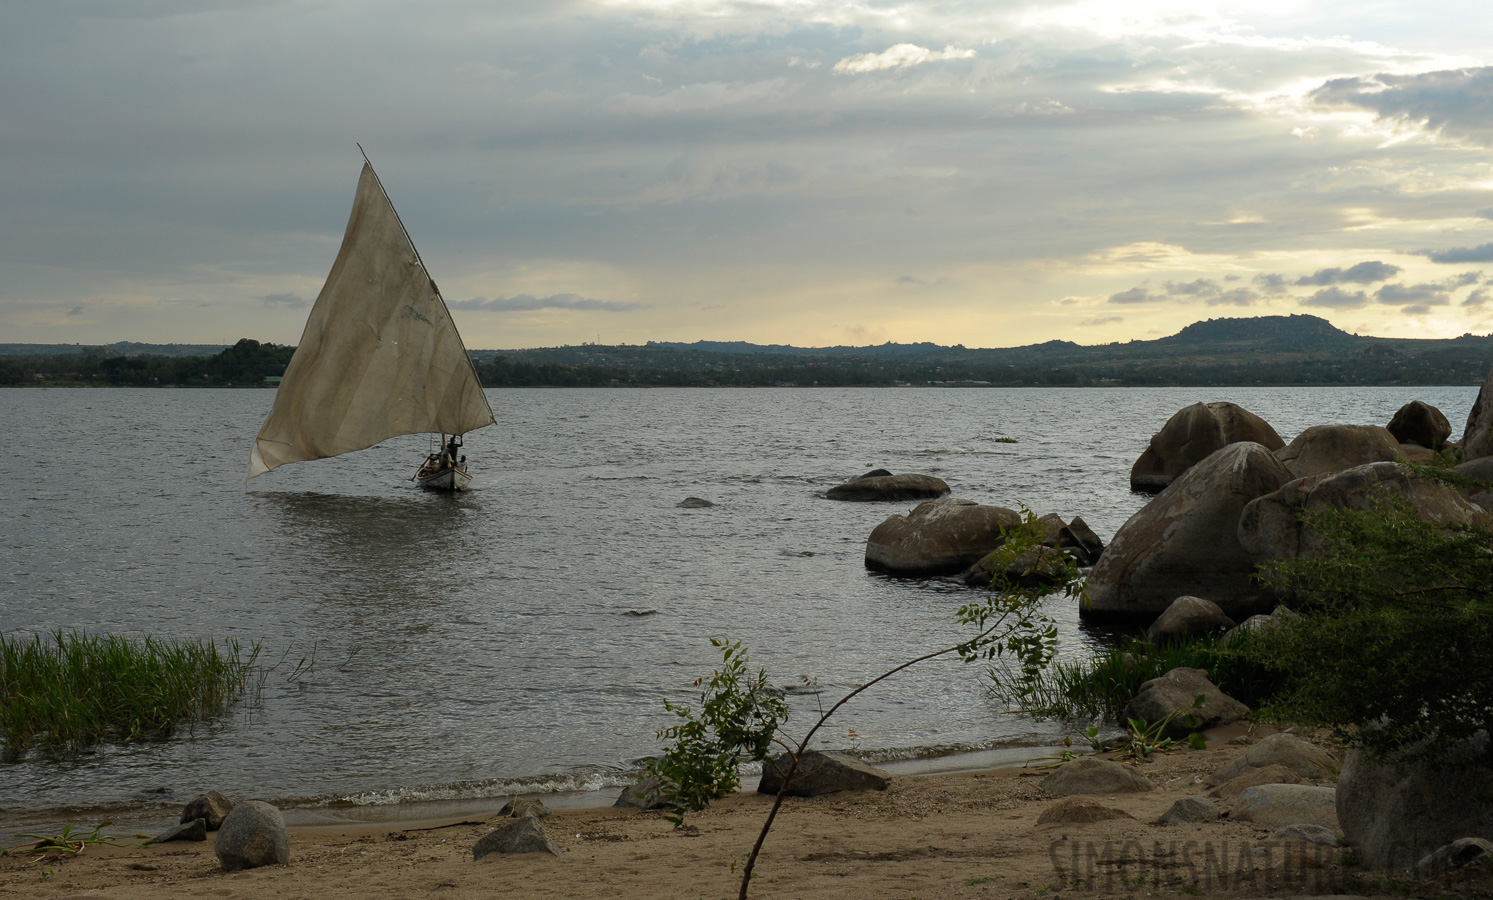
[0,385,1477,824]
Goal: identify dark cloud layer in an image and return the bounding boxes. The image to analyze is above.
[1415,243,1493,263]
[1312,67,1493,145]
[1300,286,1369,309]
[1295,261,1401,286]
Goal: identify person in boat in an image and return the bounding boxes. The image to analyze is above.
[445,435,461,468]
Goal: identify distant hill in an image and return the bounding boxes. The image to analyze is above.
[7,316,1493,387]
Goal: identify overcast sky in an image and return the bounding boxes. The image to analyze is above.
[4,0,1493,350]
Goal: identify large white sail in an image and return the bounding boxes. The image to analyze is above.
[245,162,495,482]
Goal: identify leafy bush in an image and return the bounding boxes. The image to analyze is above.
[1247,489,1493,762]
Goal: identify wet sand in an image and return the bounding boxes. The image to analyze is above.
[3,729,1425,900]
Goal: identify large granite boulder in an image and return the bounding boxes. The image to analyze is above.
[214,800,290,871]
[1121,667,1249,737]
[1043,757,1156,795]
[865,498,1020,576]
[828,472,951,502]
[1239,461,1489,562]
[1388,400,1452,450]
[1416,838,1493,879]
[1463,368,1493,462]
[1233,784,1339,830]
[1145,595,1236,644]
[472,816,562,859]
[1205,733,1337,786]
[1084,443,1292,622]
[1338,735,1493,871]
[758,750,891,797]
[1130,402,1285,493]
[1273,424,1402,478]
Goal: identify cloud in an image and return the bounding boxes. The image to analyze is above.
[1465,288,1491,308]
[1253,273,1289,294]
[896,274,928,285]
[1163,278,1221,298]
[1079,316,1122,327]
[260,292,308,309]
[450,293,647,312]
[832,44,976,75]
[1301,287,1369,309]
[1207,288,1259,307]
[1311,67,1493,145]
[1414,243,1493,264]
[1108,287,1154,305]
[67,305,86,316]
[1476,209,1493,220]
[1294,261,1402,286]
[1375,282,1451,306]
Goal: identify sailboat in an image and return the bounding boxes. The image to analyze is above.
[245,150,495,491]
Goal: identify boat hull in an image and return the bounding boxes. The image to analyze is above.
[416,464,473,492]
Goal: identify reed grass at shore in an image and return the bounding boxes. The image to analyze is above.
[0,630,257,759]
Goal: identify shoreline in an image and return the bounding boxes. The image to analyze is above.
[3,726,1414,900]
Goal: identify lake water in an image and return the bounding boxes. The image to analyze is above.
[0,385,1478,827]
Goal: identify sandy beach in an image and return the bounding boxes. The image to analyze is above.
[12,728,1484,900]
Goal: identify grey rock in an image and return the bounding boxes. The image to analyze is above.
[1388,400,1452,450]
[1206,733,1337,786]
[758,750,891,797]
[1415,837,1493,879]
[1156,796,1220,825]
[214,800,290,871]
[1207,764,1304,801]
[677,497,714,508]
[1145,595,1236,645]
[1064,516,1106,566]
[828,473,950,502]
[958,544,1071,588]
[1273,824,1340,847]
[1042,757,1156,796]
[182,790,234,830]
[1273,424,1401,479]
[1085,443,1291,622]
[1219,606,1295,648]
[1338,735,1493,871]
[498,797,552,819]
[1233,784,1340,830]
[1462,368,1493,462]
[1037,797,1134,825]
[1130,402,1285,493]
[864,497,1020,576]
[472,816,562,859]
[613,774,679,810]
[151,818,207,844]
[1396,442,1438,464]
[1122,667,1249,738]
[854,468,894,480]
[1239,462,1487,562]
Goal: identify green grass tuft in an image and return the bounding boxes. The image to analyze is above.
[0,630,259,759]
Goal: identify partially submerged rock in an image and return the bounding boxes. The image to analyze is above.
[1121,667,1249,738]
[827,472,951,502]
[1042,757,1156,796]
[613,774,678,810]
[758,750,891,797]
[864,497,1020,576]
[1144,595,1236,645]
[472,816,562,859]
[1085,443,1290,622]
[214,800,290,871]
[676,497,715,508]
[1232,784,1340,830]
[1130,402,1284,493]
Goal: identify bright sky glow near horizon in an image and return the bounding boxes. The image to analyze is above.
[4,1,1493,350]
